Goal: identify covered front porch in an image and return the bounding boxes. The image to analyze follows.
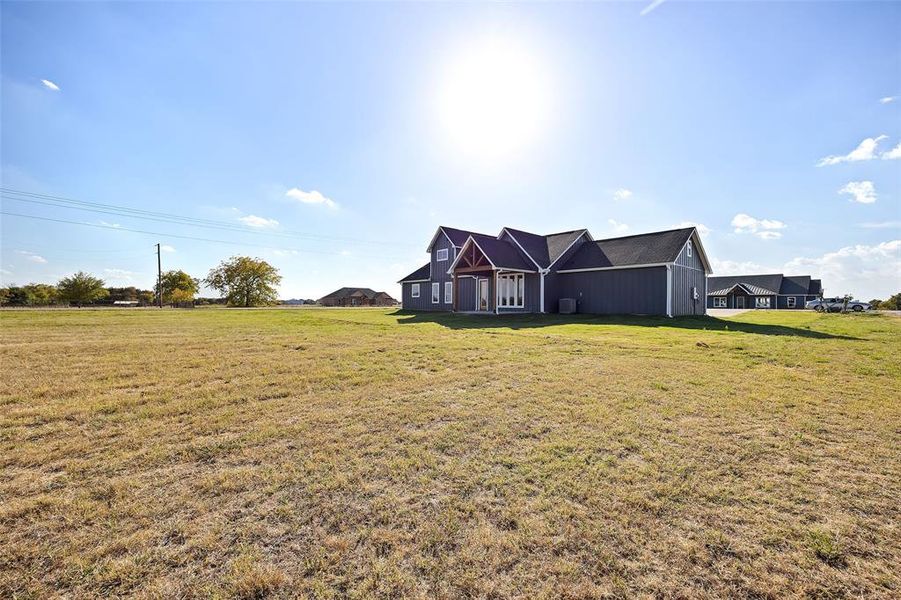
[449,238,538,313]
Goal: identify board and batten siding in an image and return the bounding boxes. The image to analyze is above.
[457,276,478,312]
[542,233,590,313]
[671,232,707,316]
[557,266,668,315]
[401,232,458,311]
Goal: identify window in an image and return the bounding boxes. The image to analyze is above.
[444,281,453,304]
[497,273,525,308]
[787,297,796,308]
[755,297,771,308]
[686,240,693,258]
[432,282,440,304]
[436,248,448,262]
[411,283,420,298]
[713,296,727,308]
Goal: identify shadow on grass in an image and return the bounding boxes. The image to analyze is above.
[392,310,860,340]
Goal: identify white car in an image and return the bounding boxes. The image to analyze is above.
[805,297,871,312]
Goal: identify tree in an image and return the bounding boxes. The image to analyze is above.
[57,272,109,307]
[159,270,199,305]
[880,292,901,311]
[23,283,59,306]
[204,256,281,307]
[138,290,156,306]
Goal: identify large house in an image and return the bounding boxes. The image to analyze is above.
[398,225,711,316]
[318,287,397,307]
[706,274,822,310]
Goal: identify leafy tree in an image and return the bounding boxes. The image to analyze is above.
[159,270,199,304]
[879,292,900,310]
[1,286,30,306]
[57,272,109,307]
[107,286,139,303]
[204,256,281,307]
[0,287,9,306]
[138,290,156,306]
[23,283,59,306]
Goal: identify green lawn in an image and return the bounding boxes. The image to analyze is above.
[1,308,899,598]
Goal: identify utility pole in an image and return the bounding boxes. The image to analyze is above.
[156,243,163,308]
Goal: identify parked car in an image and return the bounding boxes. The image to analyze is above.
[806,297,871,312]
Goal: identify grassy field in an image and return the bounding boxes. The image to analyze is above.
[1,308,899,599]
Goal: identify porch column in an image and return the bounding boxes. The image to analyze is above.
[453,273,458,312]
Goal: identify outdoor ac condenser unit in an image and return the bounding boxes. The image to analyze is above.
[559,298,576,314]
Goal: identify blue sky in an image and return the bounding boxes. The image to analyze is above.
[2,1,899,299]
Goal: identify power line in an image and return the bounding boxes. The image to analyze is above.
[0,187,421,248]
[1,211,411,260]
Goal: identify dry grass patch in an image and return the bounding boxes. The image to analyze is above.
[1,307,899,598]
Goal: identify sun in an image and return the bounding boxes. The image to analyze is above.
[436,36,553,164]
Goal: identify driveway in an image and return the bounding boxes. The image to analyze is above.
[707,308,751,317]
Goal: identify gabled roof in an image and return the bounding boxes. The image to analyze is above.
[426,225,489,252]
[709,282,779,296]
[398,263,430,283]
[558,227,696,271]
[502,228,589,269]
[707,274,822,296]
[319,287,381,301]
[706,274,783,296]
[468,233,536,271]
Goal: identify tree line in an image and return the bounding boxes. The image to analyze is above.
[0,256,282,308]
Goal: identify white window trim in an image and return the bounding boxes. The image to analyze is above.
[431,282,440,304]
[496,273,525,309]
[411,283,420,298]
[787,297,796,308]
[755,297,771,308]
[686,240,693,258]
[444,281,453,304]
[713,297,727,308]
[436,248,449,262]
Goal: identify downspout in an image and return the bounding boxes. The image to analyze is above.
[539,269,547,313]
[666,264,673,318]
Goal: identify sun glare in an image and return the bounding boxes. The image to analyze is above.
[436,36,553,164]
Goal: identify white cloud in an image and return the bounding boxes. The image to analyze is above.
[817,135,887,166]
[879,96,896,104]
[731,213,786,240]
[711,258,773,275]
[340,250,352,256]
[838,181,877,204]
[607,219,629,233]
[98,220,121,228]
[160,245,176,253]
[286,188,338,209]
[859,221,901,230]
[103,268,137,282]
[881,142,901,160]
[673,221,711,236]
[784,240,901,299]
[640,0,666,16]
[239,214,280,228]
[41,79,60,92]
[16,250,47,264]
[612,188,633,201]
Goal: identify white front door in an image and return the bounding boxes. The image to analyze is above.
[479,279,489,311]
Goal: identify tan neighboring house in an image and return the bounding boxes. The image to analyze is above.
[318,287,398,307]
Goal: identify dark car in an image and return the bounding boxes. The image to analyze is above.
[806,297,871,312]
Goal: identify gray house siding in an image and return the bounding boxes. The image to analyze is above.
[457,276,478,312]
[557,266,667,315]
[401,232,458,311]
[671,233,706,316]
[543,234,589,313]
[401,281,435,311]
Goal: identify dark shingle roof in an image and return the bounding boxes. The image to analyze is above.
[398,263,430,283]
[706,274,783,296]
[319,287,380,301]
[504,228,588,268]
[809,279,822,295]
[558,228,694,271]
[469,233,536,271]
[440,226,484,247]
[781,275,812,295]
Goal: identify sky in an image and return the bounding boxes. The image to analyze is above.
[2,0,900,300]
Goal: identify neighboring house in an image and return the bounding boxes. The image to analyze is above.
[318,287,398,307]
[398,225,711,316]
[706,274,822,310]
